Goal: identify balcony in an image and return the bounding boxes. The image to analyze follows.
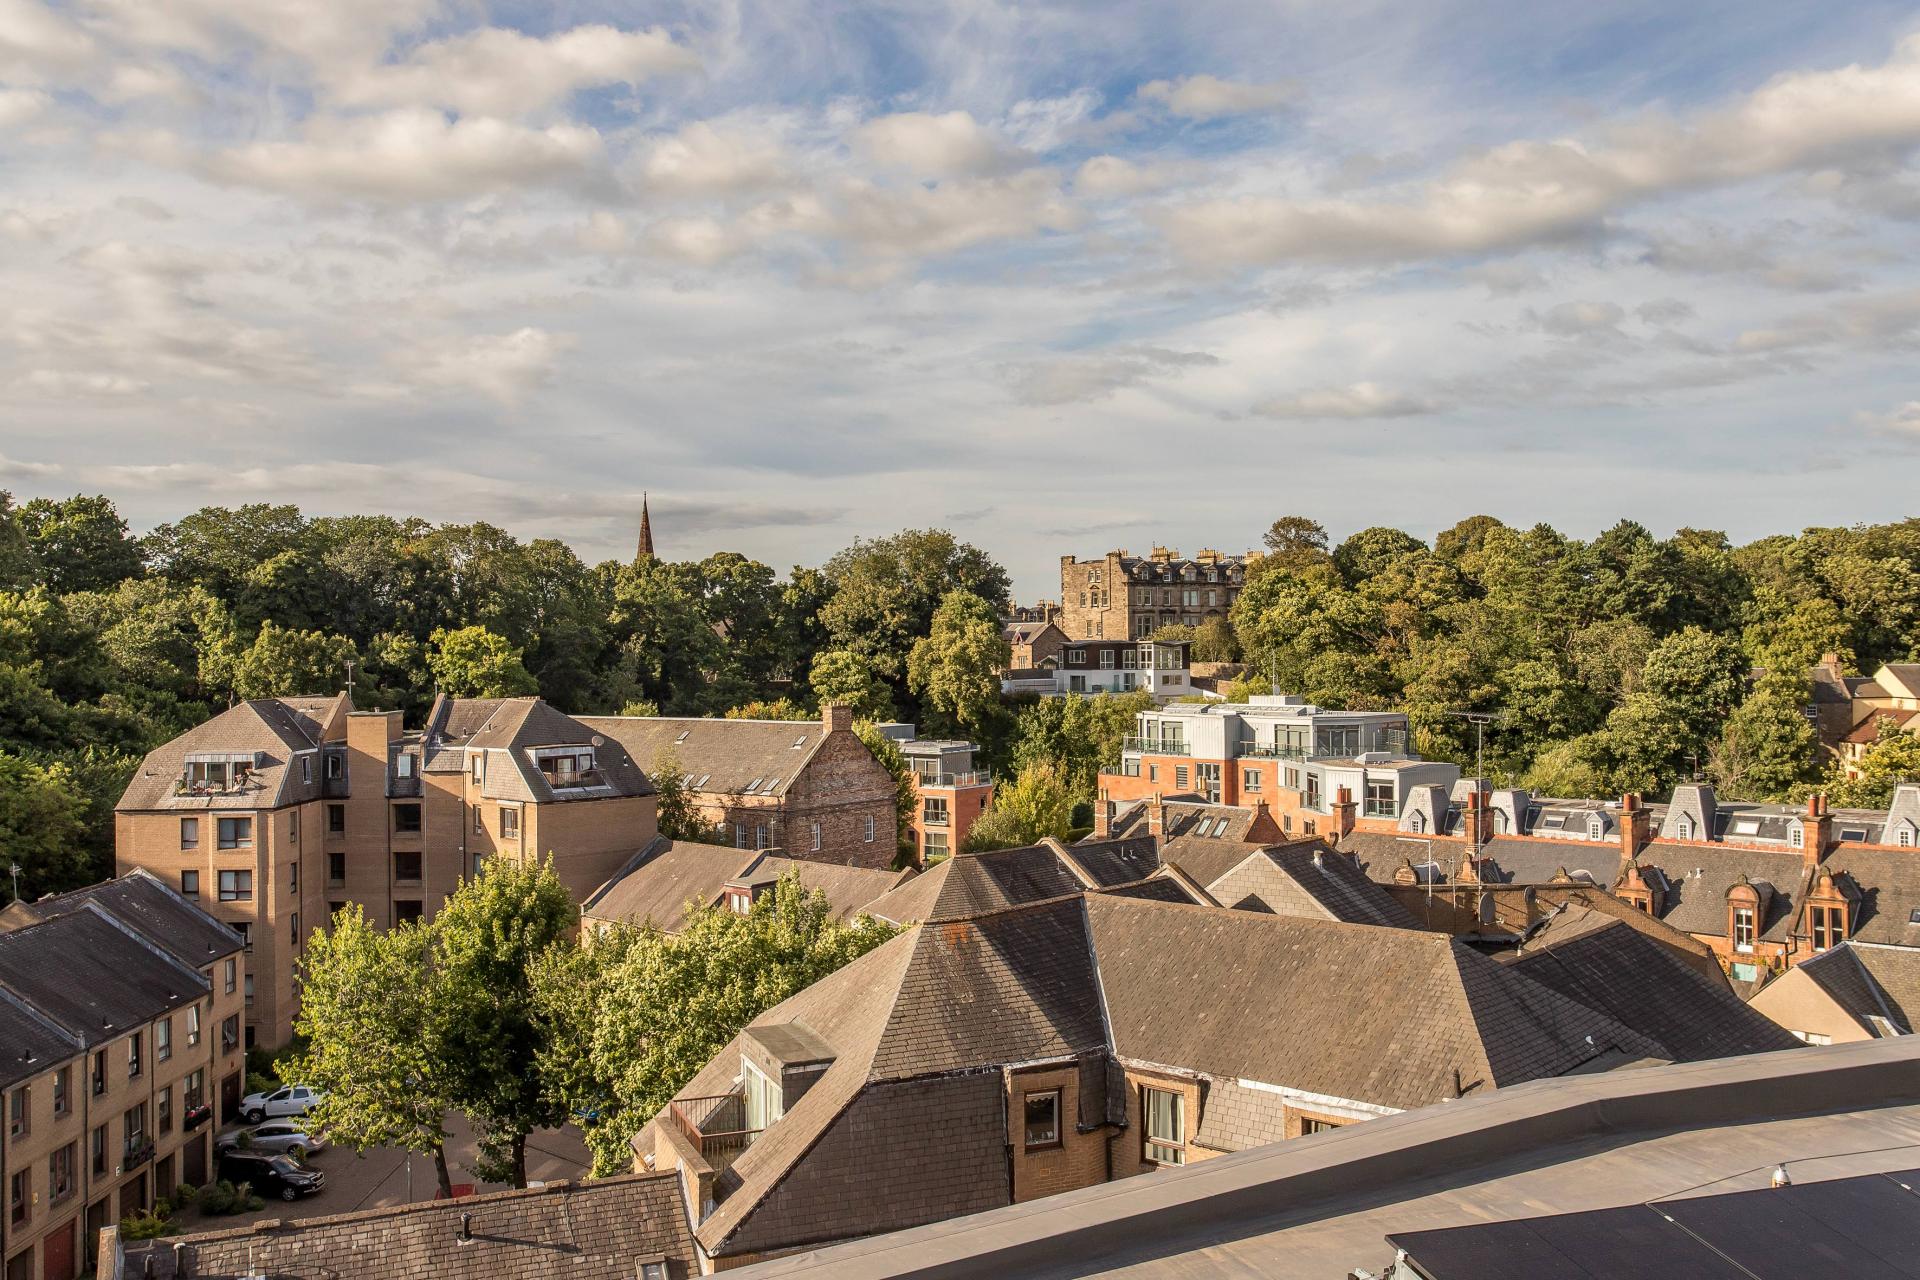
[540,767,608,792]
[912,769,992,789]
[669,1093,761,1172]
[183,1099,211,1132]
[1122,737,1192,757]
[123,1139,154,1171]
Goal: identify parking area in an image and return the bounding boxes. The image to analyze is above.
[172,1113,593,1230]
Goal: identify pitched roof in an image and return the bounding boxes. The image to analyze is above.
[0,904,210,1048]
[579,714,829,798]
[861,839,1158,925]
[1795,942,1920,1035]
[124,1172,697,1280]
[1202,845,1418,928]
[116,694,348,811]
[1498,906,1802,1061]
[0,988,81,1090]
[435,698,654,802]
[582,840,909,933]
[1815,847,1920,946]
[0,869,244,970]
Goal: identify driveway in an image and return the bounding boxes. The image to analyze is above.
[173,1113,593,1231]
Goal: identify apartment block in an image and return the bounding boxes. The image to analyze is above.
[1058,547,1256,641]
[0,873,247,1280]
[116,694,658,1049]
[1002,639,1193,700]
[871,725,993,864]
[582,841,912,935]
[581,706,900,870]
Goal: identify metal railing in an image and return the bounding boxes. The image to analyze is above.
[912,769,992,788]
[1122,737,1192,756]
[670,1093,762,1169]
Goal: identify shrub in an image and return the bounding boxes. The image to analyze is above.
[119,1209,173,1241]
[193,1180,261,1215]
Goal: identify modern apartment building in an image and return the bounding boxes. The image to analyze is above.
[1100,695,1458,836]
[0,873,247,1280]
[1002,639,1193,699]
[581,706,900,870]
[115,694,658,1049]
[872,725,993,864]
[1058,547,1256,641]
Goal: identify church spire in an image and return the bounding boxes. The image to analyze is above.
[636,493,655,561]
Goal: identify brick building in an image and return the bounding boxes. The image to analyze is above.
[581,707,900,870]
[1002,620,1067,670]
[870,725,993,864]
[1057,547,1256,641]
[643,889,1677,1270]
[115,694,658,1049]
[581,841,912,935]
[0,873,247,1280]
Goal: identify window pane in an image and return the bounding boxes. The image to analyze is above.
[1024,1092,1059,1147]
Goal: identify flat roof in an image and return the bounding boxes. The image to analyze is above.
[730,1037,1920,1280]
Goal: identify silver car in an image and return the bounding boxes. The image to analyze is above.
[215,1120,328,1160]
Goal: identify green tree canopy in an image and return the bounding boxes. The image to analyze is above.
[963,760,1074,852]
[808,648,895,721]
[232,620,357,700]
[0,752,91,900]
[18,495,144,595]
[906,590,1010,738]
[426,625,539,699]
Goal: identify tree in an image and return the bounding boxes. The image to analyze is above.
[650,749,717,842]
[963,761,1074,852]
[1711,674,1819,801]
[1823,718,1920,809]
[290,907,457,1198]
[19,495,144,595]
[427,626,539,698]
[0,752,91,897]
[726,698,810,721]
[1190,616,1239,663]
[1332,526,1426,586]
[232,621,356,700]
[808,649,894,721]
[1640,626,1747,741]
[0,492,34,591]
[906,590,1010,738]
[1260,516,1330,575]
[856,722,917,859]
[535,875,898,1174]
[430,859,578,1188]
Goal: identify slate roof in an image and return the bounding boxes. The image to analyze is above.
[1816,847,1920,946]
[429,697,655,802]
[1795,942,1920,1036]
[1109,798,1260,843]
[1637,843,1809,942]
[1498,907,1802,1061]
[117,694,348,811]
[1202,845,1418,928]
[0,903,210,1050]
[669,891,1676,1258]
[124,1172,698,1279]
[582,840,910,933]
[861,839,1160,925]
[0,869,244,971]
[579,714,829,797]
[0,988,80,1091]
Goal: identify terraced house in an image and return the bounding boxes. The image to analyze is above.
[0,873,246,1280]
[116,693,658,1048]
[1057,546,1257,640]
[641,888,1678,1271]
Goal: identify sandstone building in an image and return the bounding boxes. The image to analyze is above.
[1057,547,1256,641]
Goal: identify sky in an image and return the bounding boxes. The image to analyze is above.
[5,0,1920,600]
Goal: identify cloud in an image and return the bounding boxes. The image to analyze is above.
[0,0,96,82]
[204,109,606,201]
[1160,33,1920,266]
[332,24,697,117]
[1074,154,1178,197]
[852,110,1022,178]
[1528,299,1627,337]
[1004,346,1219,405]
[1855,401,1920,439]
[13,369,150,397]
[1252,382,1440,420]
[1136,74,1297,120]
[638,120,793,196]
[401,328,574,404]
[0,451,64,480]
[1636,298,1695,325]
[0,86,47,126]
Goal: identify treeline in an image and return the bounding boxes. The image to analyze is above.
[1225,515,1920,806]
[0,492,1011,890]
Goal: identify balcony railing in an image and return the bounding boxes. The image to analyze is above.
[670,1093,762,1171]
[183,1099,211,1131]
[1122,737,1191,756]
[123,1139,154,1170]
[540,768,608,791]
[912,769,992,788]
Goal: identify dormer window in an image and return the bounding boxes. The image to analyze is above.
[1409,812,1426,833]
[1790,825,1803,848]
[1811,904,1847,952]
[1677,815,1695,841]
[1587,816,1604,840]
[1732,905,1756,952]
[1901,825,1916,849]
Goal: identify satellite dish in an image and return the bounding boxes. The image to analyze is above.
[591,734,605,747]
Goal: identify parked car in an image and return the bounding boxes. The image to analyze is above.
[215,1121,328,1160]
[218,1150,325,1202]
[239,1084,324,1123]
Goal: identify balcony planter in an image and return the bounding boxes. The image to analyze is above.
[183,1103,212,1131]
[123,1140,155,1171]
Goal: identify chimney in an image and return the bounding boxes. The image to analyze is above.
[1456,846,1481,884]
[1146,793,1165,837]
[822,703,853,735]
[1094,796,1115,839]
[1799,794,1831,866]
[1462,790,1490,849]
[1331,786,1357,839]
[1619,793,1651,864]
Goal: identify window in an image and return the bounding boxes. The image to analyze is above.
[180,817,199,849]
[1733,906,1756,953]
[1143,1086,1186,1166]
[1901,825,1915,848]
[123,1102,147,1155]
[396,752,415,778]
[90,1124,107,1176]
[394,851,422,882]
[742,1059,783,1132]
[1299,1117,1342,1135]
[7,1086,25,1138]
[810,821,821,852]
[221,1015,239,1054]
[924,831,950,862]
[499,807,519,838]
[864,815,877,843]
[291,912,299,945]
[218,870,252,901]
[923,797,950,825]
[234,921,250,950]
[48,1142,74,1204]
[1100,648,1115,669]
[1023,1090,1061,1149]
[326,752,344,781]
[244,975,254,1004]
[187,1004,201,1047]
[288,809,299,844]
[157,1086,172,1135]
[1677,815,1695,841]
[217,816,252,849]
[725,889,752,915]
[1790,824,1804,848]
[733,822,748,849]
[471,753,485,783]
[327,850,345,883]
[180,869,200,898]
[91,1050,106,1096]
[393,803,422,835]
[1365,779,1396,818]
[8,1168,25,1227]
[394,901,423,924]
[1811,904,1846,952]
[329,900,345,919]
[1242,767,1261,792]
[639,1261,669,1280]
[1174,765,1189,790]
[300,755,312,784]
[51,1067,67,1118]
[1306,773,1322,810]
[127,1031,141,1080]
[156,1018,171,1063]
[289,862,298,892]
[224,958,236,993]
[327,803,345,835]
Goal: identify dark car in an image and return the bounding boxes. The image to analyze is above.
[218,1150,325,1202]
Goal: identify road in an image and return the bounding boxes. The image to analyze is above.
[173,1113,594,1231]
